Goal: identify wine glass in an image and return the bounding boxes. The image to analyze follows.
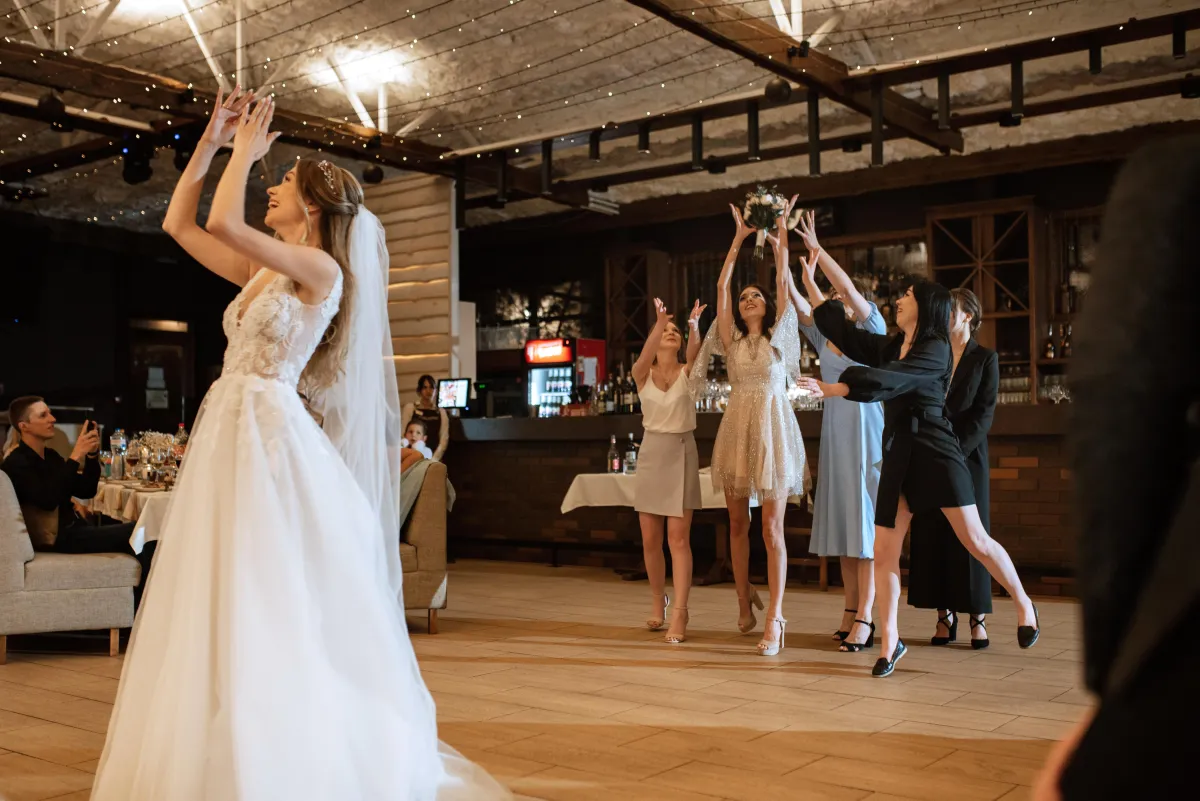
[124,439,142,480]
[148,448,166,484]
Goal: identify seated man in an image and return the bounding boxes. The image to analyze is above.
[1,396,153,605]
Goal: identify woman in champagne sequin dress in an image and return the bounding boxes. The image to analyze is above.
[692,202,809,656]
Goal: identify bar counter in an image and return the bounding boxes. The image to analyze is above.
[442,404,1075,590]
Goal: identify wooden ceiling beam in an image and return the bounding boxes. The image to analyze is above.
[466,119,1200,239]
[620,0,963,154]
[0,39,585,206]
[464,73,1191,210]
[0,134,130,184]
[844,9,1200,91]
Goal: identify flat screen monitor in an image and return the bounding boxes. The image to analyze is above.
[436,378,470,409]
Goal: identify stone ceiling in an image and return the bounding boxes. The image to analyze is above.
[0,0,1196,230]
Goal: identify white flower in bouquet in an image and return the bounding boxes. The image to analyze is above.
[742,185,804,259]
[138,431,175,454]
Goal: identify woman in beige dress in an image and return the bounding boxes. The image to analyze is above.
[692,202,809,655]
[632,297,706,643]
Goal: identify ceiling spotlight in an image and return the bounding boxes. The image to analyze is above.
[362,164,385,184]
[37,92,73,133]
[637,121,651,154]
[588,129,602,161]
[841,138,863,153]
[703,156,726,175]
[998,111,1022,128]
[1181,73,1200,98]
[122,141,154,185]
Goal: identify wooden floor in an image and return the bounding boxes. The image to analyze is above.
[0,561,1085,801]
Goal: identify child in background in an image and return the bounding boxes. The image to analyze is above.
[402,420,433,460]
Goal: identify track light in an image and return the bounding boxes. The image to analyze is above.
[122,141,154,185]
[636,121,651,154]
[361,165,384,184]
[171,129,200,172]
[1182,73,1200,99]
[841,138,863,153]
[998,111,1022,128]
[1089,45,1102,75]
[37,92,73,133]
[588,129,601,162]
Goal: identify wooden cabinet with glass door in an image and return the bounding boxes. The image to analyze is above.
[926,198,1044,404]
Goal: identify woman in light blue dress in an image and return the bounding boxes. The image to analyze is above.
[786,213,886,653]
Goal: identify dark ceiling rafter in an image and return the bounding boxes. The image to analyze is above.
[843,9,1200,91]
[618,0,964,155]
[462,69,1193,211]
[467,118,1200,241]
[0,39,590,207]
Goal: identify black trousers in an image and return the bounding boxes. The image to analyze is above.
[54,523,156,609]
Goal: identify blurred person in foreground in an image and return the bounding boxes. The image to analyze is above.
[1034,138,1200,799]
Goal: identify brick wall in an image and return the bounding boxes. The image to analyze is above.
[443,418,1075,593]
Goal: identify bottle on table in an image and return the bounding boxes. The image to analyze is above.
[109,428,127,480]
[606,434,621,473]
[622,433,638,475]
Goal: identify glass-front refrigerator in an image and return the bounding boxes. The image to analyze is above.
[523,337,606,417]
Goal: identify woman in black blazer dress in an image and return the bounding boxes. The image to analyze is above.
[800,280,1038,677]
[908,289,997,648]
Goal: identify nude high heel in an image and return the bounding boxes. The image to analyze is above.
[646,595,669,631]
[737,587,764,634]
[758,617,787,656]
[664,607,689,644]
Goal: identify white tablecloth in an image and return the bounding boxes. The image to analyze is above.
[89,480,171,554]
[561,468,800,513]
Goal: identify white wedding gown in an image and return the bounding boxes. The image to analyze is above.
[92,270,509,800]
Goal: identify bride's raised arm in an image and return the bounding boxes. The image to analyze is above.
[205,97,338,299]
[162,85,256,287]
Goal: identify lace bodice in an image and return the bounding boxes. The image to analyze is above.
[220,269,343,387]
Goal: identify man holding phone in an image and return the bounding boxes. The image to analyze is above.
[2,397,151,604]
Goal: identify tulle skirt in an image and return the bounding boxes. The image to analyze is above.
[91,374,509,801]
[710,385,809,503]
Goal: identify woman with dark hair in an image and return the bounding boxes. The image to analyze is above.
[402,374,450,461]
[907,288,998,649]
[692,202,808,656]
[800,279,1037,677]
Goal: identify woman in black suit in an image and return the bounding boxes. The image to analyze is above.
[801,279,1038,678]
[908,288,997,649]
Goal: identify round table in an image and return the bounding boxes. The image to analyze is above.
[89,479,171,554]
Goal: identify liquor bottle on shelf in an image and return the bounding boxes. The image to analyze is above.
[1042,324,1057,360]
[606,435,621,473]
[1060,324,1073,359]
[629,357,640,414]
[604,375,615,415]
[623,433,638,475]
[1058,281,1074,316]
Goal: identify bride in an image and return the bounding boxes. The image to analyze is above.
[91,88,509,800]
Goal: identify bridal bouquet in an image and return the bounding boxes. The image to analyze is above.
[742,185,802,259]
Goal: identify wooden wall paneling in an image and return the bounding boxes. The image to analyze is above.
[367,171,457,406]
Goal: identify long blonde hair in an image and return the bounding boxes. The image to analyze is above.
[293,159,364,390]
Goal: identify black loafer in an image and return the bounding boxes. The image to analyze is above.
[1018,605,1040,649]
[872,639,907,678]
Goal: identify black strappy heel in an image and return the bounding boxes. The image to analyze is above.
[833,609,857,641]
[839,620,875,652]
[1018,604,1040,649]
[930,611,958,646]
[970,615,990,650]
[872,640,907,678]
